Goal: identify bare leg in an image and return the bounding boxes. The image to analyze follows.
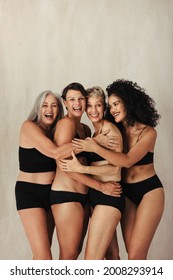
[78,202,90,255]
[105,230,120,259]
[85,205,121,260]
[52,202,84,260]
[19,208,53,259]
[122,188,164,260]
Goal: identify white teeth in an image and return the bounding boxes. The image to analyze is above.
[113,113,119,117]
[74,107,81,110]
[45,113,53,117]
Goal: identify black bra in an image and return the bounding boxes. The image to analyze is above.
[133,126,154,166]
[89,152,105,163]
[19,147,56,173]
[75,124,89,159]
[133,151,153,166]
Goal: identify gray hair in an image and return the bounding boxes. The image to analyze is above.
[27,90,64,129]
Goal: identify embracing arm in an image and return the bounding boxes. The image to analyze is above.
[72,128,157,168]
[54,118,121,196]
[67,171,121,196]
[58,151,118,176]
[20,121,74,160]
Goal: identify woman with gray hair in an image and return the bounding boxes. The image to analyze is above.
[15,90,74,260]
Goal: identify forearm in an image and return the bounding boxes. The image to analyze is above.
[77,164,118,176]
[94,145,130,167]
[53,143,74,160]
[66,172,102,191]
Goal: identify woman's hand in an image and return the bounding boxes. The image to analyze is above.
[94,129,119,150]
[58,151,82,172]
[72,137,98,152]
[100,181,122,197]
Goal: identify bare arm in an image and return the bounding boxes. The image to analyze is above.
[54,118,122,196]
[72,127,157,168]
[20,120,74,160]
[58,151,118,175]
[94,129,120,150]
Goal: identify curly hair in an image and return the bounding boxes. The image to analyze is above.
[105,79,161,127]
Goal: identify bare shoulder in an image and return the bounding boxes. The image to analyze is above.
[55,116,75,130]
[21,120,38,135]
[144,126,157,139]
[103,120,122,136]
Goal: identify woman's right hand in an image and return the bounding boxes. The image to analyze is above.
[100,181,122,197]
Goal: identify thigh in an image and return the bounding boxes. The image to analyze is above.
[105,230,120,260]
[85,205,121,260]
[52,202,84,253]
[121,197,137,250]
[46,209,55,245]
[18,208,52,259]
[129,188,164,258]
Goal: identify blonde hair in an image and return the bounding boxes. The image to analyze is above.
[86,86,106,109]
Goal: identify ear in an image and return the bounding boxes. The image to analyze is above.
[63,99,68,110]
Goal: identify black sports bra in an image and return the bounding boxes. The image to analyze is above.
[134,151,153,166]
[133,126,154,166]
[75,124,90,159]
[89,152,105,163]
[19,146,56,173]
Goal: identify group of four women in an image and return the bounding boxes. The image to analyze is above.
[15,79,164,260]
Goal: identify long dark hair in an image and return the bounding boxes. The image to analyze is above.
[105,79,161,127]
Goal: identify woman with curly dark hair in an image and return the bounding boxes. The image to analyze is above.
[70,79,164,260]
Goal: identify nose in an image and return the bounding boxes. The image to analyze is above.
[91,106,97,113]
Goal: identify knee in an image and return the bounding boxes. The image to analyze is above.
[33,252,52,260]
[105,247,120,260]
[59,248,79,260]
[128,249,147,260]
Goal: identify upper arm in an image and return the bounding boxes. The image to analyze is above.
[20,121,58,158]
[54,118,76,146]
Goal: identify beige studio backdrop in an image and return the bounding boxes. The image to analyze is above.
[0,0,172,260]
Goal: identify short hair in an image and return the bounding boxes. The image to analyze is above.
[27,90,64,129]
[86,86,106,110]
[61,82,87,100]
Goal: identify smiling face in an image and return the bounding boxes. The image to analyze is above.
[108,94,126,123]
[63,89,86,118]
[40,94,59,129]
[86,96,104,124]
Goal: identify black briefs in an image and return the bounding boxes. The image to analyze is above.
[15,181,52,210]
[88,188,125,214]
[50,190,88,208]
[122,174,163,205]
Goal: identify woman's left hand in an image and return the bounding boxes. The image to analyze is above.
[58,151,81,172]
[72,137,98,152]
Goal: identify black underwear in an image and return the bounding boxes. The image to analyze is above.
[15,181,52,210]
[122,174,163,205]
[50,190,88,208]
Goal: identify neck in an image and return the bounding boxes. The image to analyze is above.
[93,120,104,135]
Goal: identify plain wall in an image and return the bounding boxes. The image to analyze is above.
[0,0,172,259]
